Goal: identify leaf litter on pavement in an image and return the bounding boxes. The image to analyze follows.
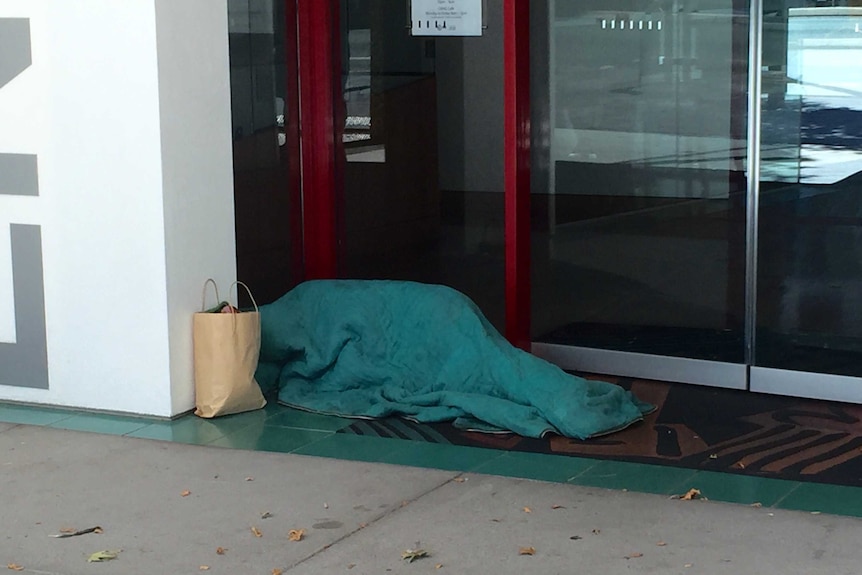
[401,549,429,563]
[50,526,102,538]
[671,488,705,501]
[87,550,120,563]
[288,529,305,542]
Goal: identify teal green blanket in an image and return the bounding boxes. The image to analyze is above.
[257,280,652,439]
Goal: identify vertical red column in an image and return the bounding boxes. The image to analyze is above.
[504,0,531,350]
[297,0,339,279]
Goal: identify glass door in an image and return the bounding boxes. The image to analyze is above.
[229,0,302,305]
[334,0,507,332]
[531,0,752,388]
[751,2,862,403]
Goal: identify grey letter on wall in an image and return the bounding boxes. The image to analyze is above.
[0,19,38,197]
[0,18,49,389]
[0,225,49,389]
[0,18,31,87]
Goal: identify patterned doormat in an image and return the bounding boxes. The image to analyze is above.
[336,376,862,487]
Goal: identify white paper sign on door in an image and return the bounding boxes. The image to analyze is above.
[411,0,482,37]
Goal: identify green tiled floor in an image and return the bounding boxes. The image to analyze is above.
[681,471,800,507]
[209,426,331,453]
[474,451,599,483]
[49,413,152,436]
[1,401,861,518]
[0,404,74,426]
[570,460,699,496]
[775,482,862,517]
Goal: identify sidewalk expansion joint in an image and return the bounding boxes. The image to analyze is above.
[281,472,464,572]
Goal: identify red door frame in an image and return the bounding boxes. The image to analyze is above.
[297,0,340,279]
[296,0,531,347]
[504,0,531,350]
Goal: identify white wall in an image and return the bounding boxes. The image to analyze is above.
[0,0,236,417]
[155,0,236,415]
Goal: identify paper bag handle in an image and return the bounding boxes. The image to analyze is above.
[229,281,259,313]
[200,279,258,314]
[201,278,221,312]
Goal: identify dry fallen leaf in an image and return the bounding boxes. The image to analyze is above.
[523,507,532,513]
[251,526,263,538]
[347,564,356,570]
[750,502,762,508]
[435,564,443,569]
[272,569,284,575]
[7,565,24,572]
[51,526,103,539]
[518,547,536,556]
[181,490,191,497]
[199,566,210,571]
[656,541,667,547]
[216,547,227,555]
[673,488,702,501]
[87,550,120,563]
[625,552,644,559]
[401,549,429,563]
[288,529,305,542]
[551,505,565,510]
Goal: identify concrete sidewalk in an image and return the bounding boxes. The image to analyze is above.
[1,424,860,575]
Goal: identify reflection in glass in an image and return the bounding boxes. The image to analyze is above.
[757,4,862,376]
[228,0,296,304]
[531,1,749,362]
[337,0,506,331]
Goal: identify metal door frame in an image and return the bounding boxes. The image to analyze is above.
[532,1,862,403]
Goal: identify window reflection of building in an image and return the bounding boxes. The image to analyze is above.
[228,0,295,305]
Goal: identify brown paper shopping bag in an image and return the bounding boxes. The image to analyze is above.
[193,279,266,418]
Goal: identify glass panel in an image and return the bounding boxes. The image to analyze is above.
[229,0,298,304]
[531,0,750,363]
[757,2,862,376]
[337,0,506,331]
